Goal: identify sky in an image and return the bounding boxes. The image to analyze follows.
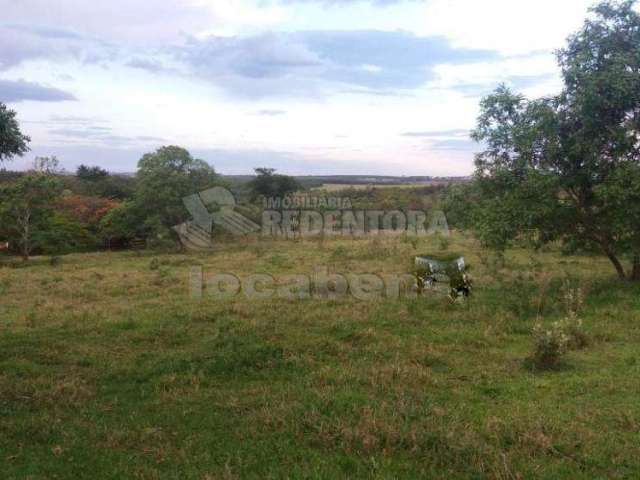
[0,0,602,176]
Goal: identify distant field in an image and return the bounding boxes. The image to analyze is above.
[1,234,639,478]
[315,182,450,191]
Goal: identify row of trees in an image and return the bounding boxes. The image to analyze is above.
[0,149,202,259]
[0,103,301,258]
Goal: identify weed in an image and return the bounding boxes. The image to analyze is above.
[529,320,570,370]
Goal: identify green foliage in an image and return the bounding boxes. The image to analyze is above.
[561,284,590,349]
[247,167,300,201]
[0,102,30,162]
[134,146,221,234]
[0,173,61,259]
[1,236,639,478]
[96,146,221,245]
[33,212,98,254]
[530,320,570,370]
[73,165,135,200]
[463,1,640,279]
[440,182,478,230]
[76,164,108,182]
[529,283,591,370]
[98,201,145,244]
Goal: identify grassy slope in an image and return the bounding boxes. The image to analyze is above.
[0,234,639,479]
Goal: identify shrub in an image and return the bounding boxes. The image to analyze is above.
[35,212,99,254]
[56,194,120,228]
[562,284,590,349]
[529,284,589,369]
[530,320,570,370]
[563,315,589,350]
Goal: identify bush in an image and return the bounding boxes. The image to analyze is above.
[529,284,589,370]
[562,284,590,349]
[563,315,589,350]
[35,212,99,254]
[530,320,570,370]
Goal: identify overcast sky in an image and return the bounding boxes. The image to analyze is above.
[0,0,602,175]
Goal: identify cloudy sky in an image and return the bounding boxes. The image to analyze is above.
[1,0,601,175]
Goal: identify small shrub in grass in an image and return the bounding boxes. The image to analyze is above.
[563,314,589,350]
[563,282,584,315]
[530,320,570,370]
[152,266,176,286]
[149,258,160,270]
[562,283,590,349]
[529,284,589,369]
[266,254,291,269]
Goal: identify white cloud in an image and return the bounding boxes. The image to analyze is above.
[420,0,594,55]
[0,0,608,175]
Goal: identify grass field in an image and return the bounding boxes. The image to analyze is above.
[1,234,639,478]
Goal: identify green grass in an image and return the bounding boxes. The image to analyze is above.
[1,234,639,478]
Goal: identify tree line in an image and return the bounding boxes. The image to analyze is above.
[0,107,300,259]
[1,1,639,282]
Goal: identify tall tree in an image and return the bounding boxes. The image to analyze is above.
[0,102,30,162]
[0,174,61,260]
[467,0,640,280]
[129,146,220,234]
[33,156,63,175]
[248,167,300,201]
[76,165,109,182]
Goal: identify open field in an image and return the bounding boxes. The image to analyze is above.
[313,182,451,192]
[1,234,639,478]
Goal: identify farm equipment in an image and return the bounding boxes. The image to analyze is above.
[414,253,472,301]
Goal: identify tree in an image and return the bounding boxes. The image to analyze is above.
[116,146,221,240]
[247,167,300,201]
[56,194,120,229]
[0,102,30,162]
[33,156,63,175]
[76,164,109,182]
[0,174,61,260]
[467,0,640,281]
[33,212,98,255]
[73,165,136,199]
